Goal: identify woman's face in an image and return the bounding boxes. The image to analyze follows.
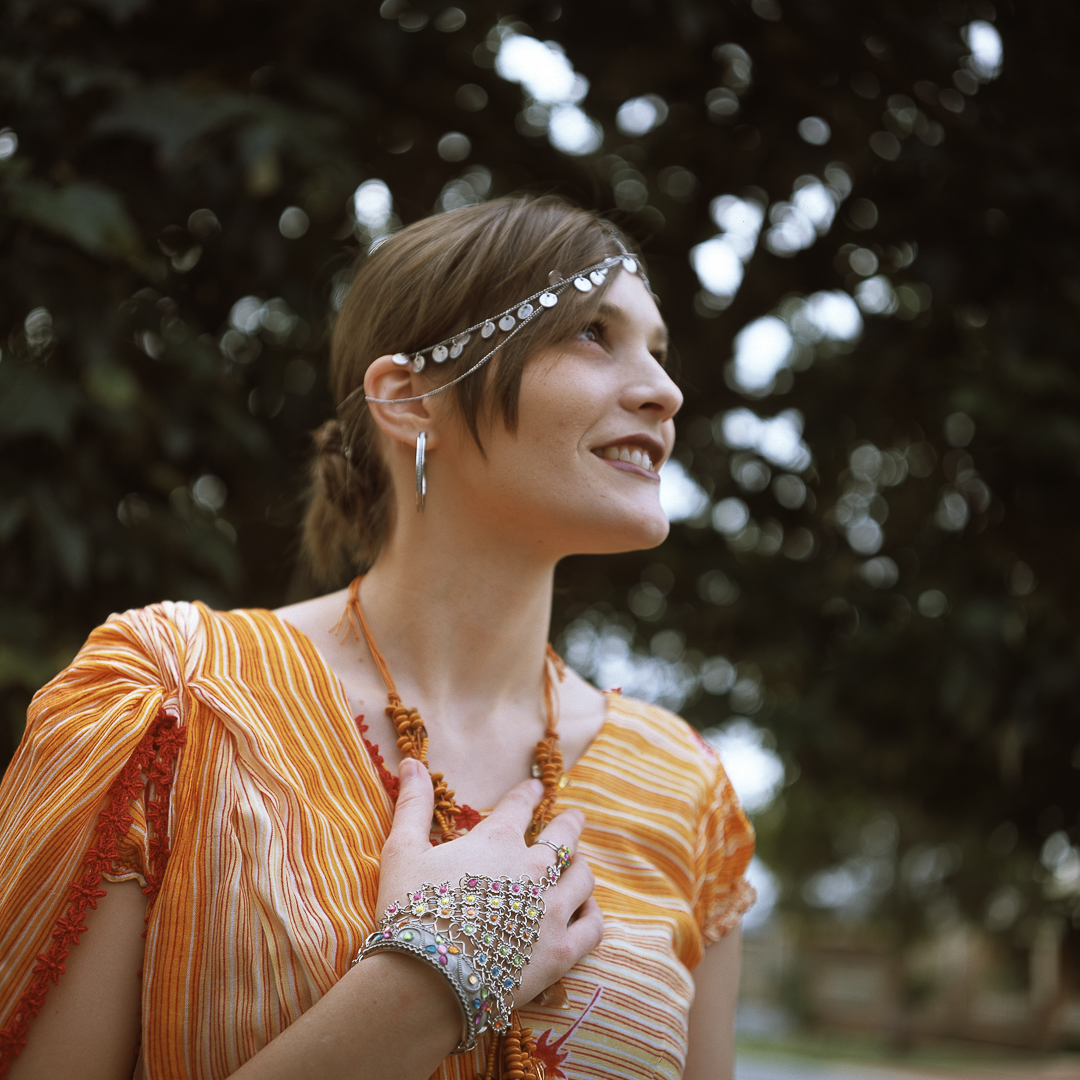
[438,268,682,559]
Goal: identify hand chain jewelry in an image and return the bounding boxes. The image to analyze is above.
[355,852,572,1054]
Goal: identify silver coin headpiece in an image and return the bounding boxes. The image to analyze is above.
[340,240,651,410]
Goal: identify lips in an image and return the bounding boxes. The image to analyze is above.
[598,444,654,471]
[591,435,665,475]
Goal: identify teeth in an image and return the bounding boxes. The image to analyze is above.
[600,445,655,471]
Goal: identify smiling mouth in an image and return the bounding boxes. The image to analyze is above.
[595,444,656,472]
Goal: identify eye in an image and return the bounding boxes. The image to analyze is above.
[578,320,606,344]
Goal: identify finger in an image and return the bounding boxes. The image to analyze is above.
[543,858,595,919]
[481,778,544,836]
[528,811,585,875]
[532,809,585,851]
[384,758,435,855]
[563,895,604,954]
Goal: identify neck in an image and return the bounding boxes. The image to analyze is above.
[357,516,558,726]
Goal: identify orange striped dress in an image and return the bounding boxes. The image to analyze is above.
[0,601,755,1079]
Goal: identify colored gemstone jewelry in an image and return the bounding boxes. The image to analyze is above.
[355,869,563,1052]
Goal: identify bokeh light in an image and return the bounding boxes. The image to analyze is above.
[720,408,812,471]
[495,31,602,156]
[437,132,471,161]
[856,275,899,315]
[764,167,850,257]
[615,94,668,136]
[433,6,466,32]
[690,194,765,310]
[963,20,1003,80]
[703,719,786,813]
[495,34,585,104]
[455,83,488,111]
[278,206,309,239]
[547,105,603,156]
[352,179,394,235]
[659,459,710,522]
[731,316,793,392]
[917,589,949,617]
[797,116,831,145]
[712,497,750,536]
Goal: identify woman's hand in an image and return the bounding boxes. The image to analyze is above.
[376,758,604,1005]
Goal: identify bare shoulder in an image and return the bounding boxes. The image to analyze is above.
[273,587,371,692]
[555,664,608,768]
[273,587,350,637]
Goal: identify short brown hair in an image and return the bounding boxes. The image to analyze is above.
[302,195,643,586]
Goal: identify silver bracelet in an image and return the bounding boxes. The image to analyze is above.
[358,922,488,1051]
[355,872,557,1053]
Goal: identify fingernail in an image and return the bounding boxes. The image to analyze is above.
[400,759,417,781]
[528,779,544,797]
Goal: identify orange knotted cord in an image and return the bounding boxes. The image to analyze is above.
[337,577,566,1077]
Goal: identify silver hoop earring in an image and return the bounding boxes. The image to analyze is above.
[415,431,427,512]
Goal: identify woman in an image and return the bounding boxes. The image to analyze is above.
[0,196,754,1080]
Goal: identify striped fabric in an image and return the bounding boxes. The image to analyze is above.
[0,602,754,1079]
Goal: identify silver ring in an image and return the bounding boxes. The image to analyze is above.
[535,839,573,881]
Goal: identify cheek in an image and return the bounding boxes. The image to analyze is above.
[513,363,610,459]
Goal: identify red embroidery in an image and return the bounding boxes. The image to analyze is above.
[532,986,603,1079]
[356,719,399,801]
[356,717,482,833]
[0,710,185,1074]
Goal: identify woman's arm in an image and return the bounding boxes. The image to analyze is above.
[8,878,146,1080]
[683,927,743,1080]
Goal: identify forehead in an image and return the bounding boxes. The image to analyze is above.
[597,271,668,344]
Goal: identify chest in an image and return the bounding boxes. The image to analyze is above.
[348,686,606,813]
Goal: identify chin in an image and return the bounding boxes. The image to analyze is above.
[576,507,671,556]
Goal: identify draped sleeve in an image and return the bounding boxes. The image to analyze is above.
[693,744,756,944]
[0,606,189,1070]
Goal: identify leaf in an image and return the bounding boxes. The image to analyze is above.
[0,364,81,444]
[92,85,253,168]
[80,0,149,24]
[6,177,141,261]
[30,485,90,591]
[91,84,343,169]
[0,642,68,693]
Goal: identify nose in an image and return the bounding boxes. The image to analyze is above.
[624,355,683,422]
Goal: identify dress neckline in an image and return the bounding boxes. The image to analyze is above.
[260,605,618,809]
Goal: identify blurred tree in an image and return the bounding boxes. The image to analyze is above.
[2,0,1078,957]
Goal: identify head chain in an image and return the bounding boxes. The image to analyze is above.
[337,244,652,418]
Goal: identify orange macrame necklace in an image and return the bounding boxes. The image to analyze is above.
[337,576,566,1078]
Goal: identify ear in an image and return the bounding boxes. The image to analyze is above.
[363,355,446,450]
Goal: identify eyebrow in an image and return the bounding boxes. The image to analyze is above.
[596,301,669,351]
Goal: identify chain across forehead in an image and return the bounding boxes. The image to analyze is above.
[336,241,652,413]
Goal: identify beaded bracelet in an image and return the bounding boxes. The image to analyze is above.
[355,871,556,1053]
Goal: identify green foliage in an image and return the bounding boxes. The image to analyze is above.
[1,0,1078,945]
